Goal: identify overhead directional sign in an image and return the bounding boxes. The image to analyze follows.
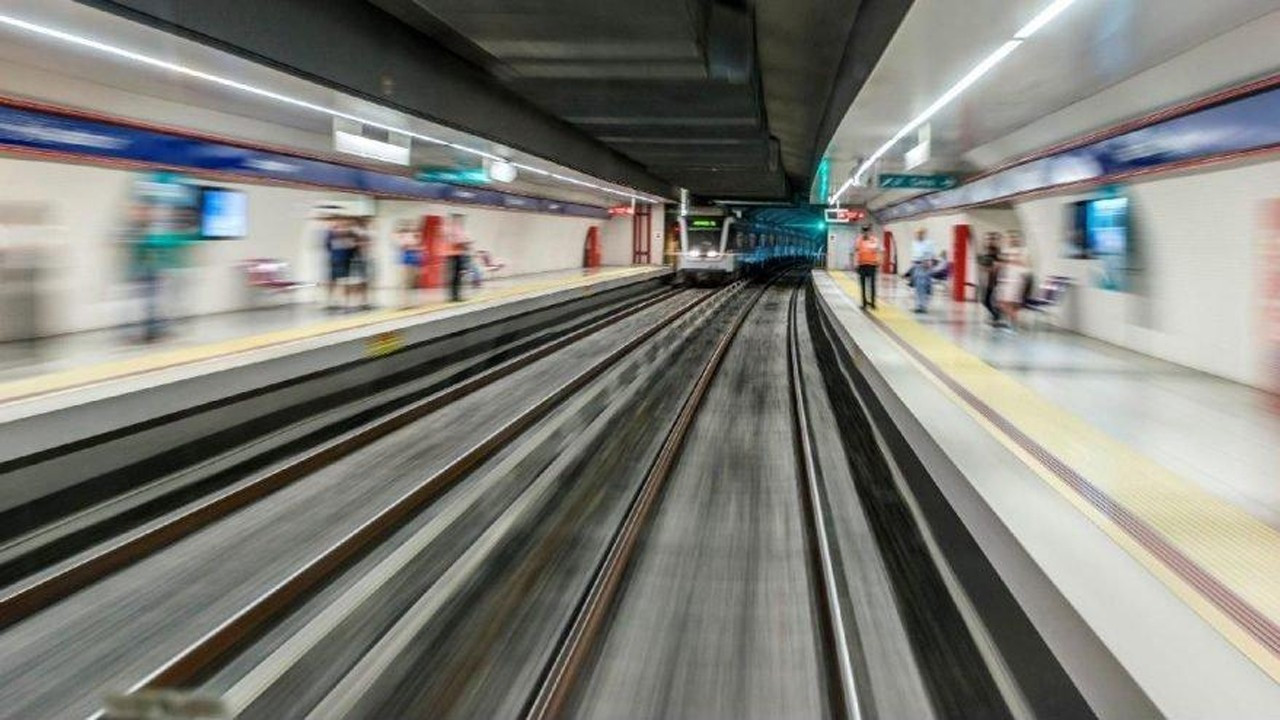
[824,207,866,224]
[878,173,958,190]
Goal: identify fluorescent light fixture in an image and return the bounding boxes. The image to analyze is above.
[849,39,1021,189]
[1015,0,1079,39]
[0,12,663,204]
[334,130,410,166]
[831,0,1081,204]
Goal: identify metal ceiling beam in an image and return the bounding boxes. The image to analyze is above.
[72,0,675,199]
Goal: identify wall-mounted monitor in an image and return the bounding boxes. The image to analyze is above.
[199,187,247,239]
[1071,195,1131,290]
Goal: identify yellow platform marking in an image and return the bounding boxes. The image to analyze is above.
[0,267,652,404]
[828,270,1280,681]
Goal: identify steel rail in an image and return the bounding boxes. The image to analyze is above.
[256,282,747,720]
[0,287,680,631]
[88,285,726,719]
[786,278,863,720]
[523,277,770,720]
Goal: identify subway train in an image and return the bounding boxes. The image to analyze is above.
[675,209,821,284]
[675,213,738,285]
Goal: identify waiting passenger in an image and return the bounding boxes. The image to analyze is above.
[930,250,952,281]
[349,217,373,310]
[468,244,485,289]
[997,232,1031,331]
[127,173,199,341]
[1008,230,1034,303]
[398,220,422,308]
[853,225,881,310]
[447,235,465,303]
[908,228,937,313]
[447,214,469,302]
[979,232,1003,324]
[323,217,354,310]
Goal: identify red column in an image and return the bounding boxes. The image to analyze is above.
[952,223,971,302]
[632,204,652,264]
[420,215,446,288]
[584,226,602,268]
[881,230,894,274]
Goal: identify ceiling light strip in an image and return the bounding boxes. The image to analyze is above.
[831,0,1079,204]
[0,12,664,204]
[1015,0,1079,40]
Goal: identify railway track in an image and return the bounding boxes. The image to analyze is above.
[525,271,861,719]
[0,284,731,720]
[0,287,683,629]
[77,282,742,720]
[3,270,1028,720]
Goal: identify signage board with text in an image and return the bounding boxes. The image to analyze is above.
[878,173,958,190]
[686,216,723,232]
[824,207,867,224]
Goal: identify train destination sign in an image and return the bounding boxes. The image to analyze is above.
[686,216,724,231]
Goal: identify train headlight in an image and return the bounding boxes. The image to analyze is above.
[688,249,702,258]
[707,250,721,259]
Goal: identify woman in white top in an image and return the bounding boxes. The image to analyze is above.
[996,232,1030,330]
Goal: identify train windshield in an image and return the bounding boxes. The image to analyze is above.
[691,235,717,254]
[686,216,724,253]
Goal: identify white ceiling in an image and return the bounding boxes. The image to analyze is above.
[0,0,655,207]
[820,0,1280,207]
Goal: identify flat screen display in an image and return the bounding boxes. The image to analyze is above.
[1086,197,1128,257]
[200,187,247,238]
[1071,196,1130,290]
[1070,197,1129,256]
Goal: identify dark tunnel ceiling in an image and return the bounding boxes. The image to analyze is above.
[371,0,912,202]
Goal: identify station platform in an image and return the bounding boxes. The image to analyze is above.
[814,270,1280,719]
[869,274,1280,531]
[0,266,663,410]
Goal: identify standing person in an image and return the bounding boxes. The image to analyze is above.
[978,232,1003,323]
[351,217,373,310]
[126,204,165,342]
[131,172,199,341]
[997,232,1030,331]
[1008,229,1034,303]
[447,215,466,302]
[323,217,353,310]
[468,242,483,289]
[397,219,422,308]
[909,228,936,313]
[853,225,881,309]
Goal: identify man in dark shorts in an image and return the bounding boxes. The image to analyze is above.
[324,217,353,309]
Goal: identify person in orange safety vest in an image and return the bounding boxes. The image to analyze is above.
[853,225,882,309]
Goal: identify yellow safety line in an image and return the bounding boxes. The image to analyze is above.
[0,267,652,404]
[827,269,1280,681]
